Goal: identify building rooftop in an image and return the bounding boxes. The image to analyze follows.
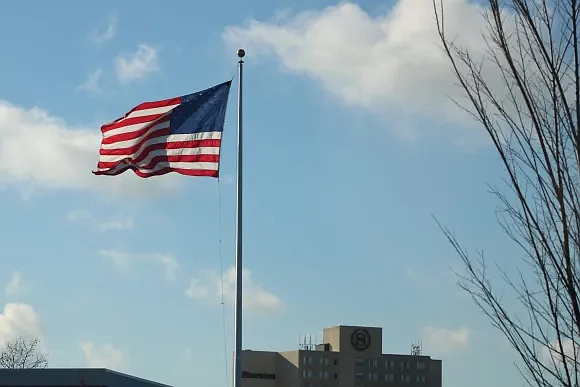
[0,368,173,387]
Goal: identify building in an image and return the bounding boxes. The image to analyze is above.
[242,325,442,387]
[0,368,172,387]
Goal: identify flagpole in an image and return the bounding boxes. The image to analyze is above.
[233,48,245,387]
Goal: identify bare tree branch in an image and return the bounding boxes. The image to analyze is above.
[433,0,580,386]
[0,337,48,369]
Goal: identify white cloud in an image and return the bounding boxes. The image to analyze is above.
[5,271,23,296]
[422,325,470,354]
[98,249,179,280]
[185,266,283,312]
[66,209,134,232]
[185,278,209,300]
[92,13,117,44]
[0,101,182,197]
[542,338,579,365]
[80,341,124,370]
[115,44,159,84]
[0,303,44,344]
[223,0,494,134]
[78,69,103,94]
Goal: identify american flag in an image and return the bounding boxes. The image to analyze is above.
[94,80,232,178]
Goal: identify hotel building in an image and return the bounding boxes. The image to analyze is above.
[242,325,442,387]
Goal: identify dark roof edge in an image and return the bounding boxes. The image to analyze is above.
[0,368,173,387]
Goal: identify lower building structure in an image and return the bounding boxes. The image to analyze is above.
[242,324,442,387]
[0,368,172,387]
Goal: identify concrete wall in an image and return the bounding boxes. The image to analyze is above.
[241,350,278,387]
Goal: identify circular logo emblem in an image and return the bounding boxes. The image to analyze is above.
[350,328,371,351]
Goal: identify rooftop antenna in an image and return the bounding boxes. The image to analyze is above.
[411,341,422,356]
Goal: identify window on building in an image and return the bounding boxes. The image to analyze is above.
[400,374,405,382]
[405,374,410,383]
[318,371,329,379]
[420,375,426,383]
[302,370,312,379]
[400,361,404,369]
[417,361,426,370]
[367,373,378,381]
[406,361,410,369]
[384,374,394,383]
[355,358,365,367]
[333,359,339,366]
[355,372,365,380]
[333,373,338,380]
[390,360,395,369]
[368,359,378,368]
[302,356,313,365]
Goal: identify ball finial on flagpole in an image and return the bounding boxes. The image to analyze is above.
[237,49,246,58]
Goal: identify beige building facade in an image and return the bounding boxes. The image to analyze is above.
[241,325,442,387]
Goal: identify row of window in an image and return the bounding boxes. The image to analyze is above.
[356,373,427,383]
[302,370,338,379]
[302,356,338,366]
[302,370,427,384]
[302,356,427,371]
[356,358,427,370]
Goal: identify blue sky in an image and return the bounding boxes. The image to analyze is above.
[0,1,528,387]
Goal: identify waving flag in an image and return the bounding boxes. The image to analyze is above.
[94,80,231,178]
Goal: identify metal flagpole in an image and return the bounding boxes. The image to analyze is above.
[233,48,245,387]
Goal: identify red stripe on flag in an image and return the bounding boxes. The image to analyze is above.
[97,154,220,170]
[101,125,170,146]
[93,166,219,178]
[130,97,182,112]
[99,139,222,157]
[102,113,170,133]
[100,96,181,131]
